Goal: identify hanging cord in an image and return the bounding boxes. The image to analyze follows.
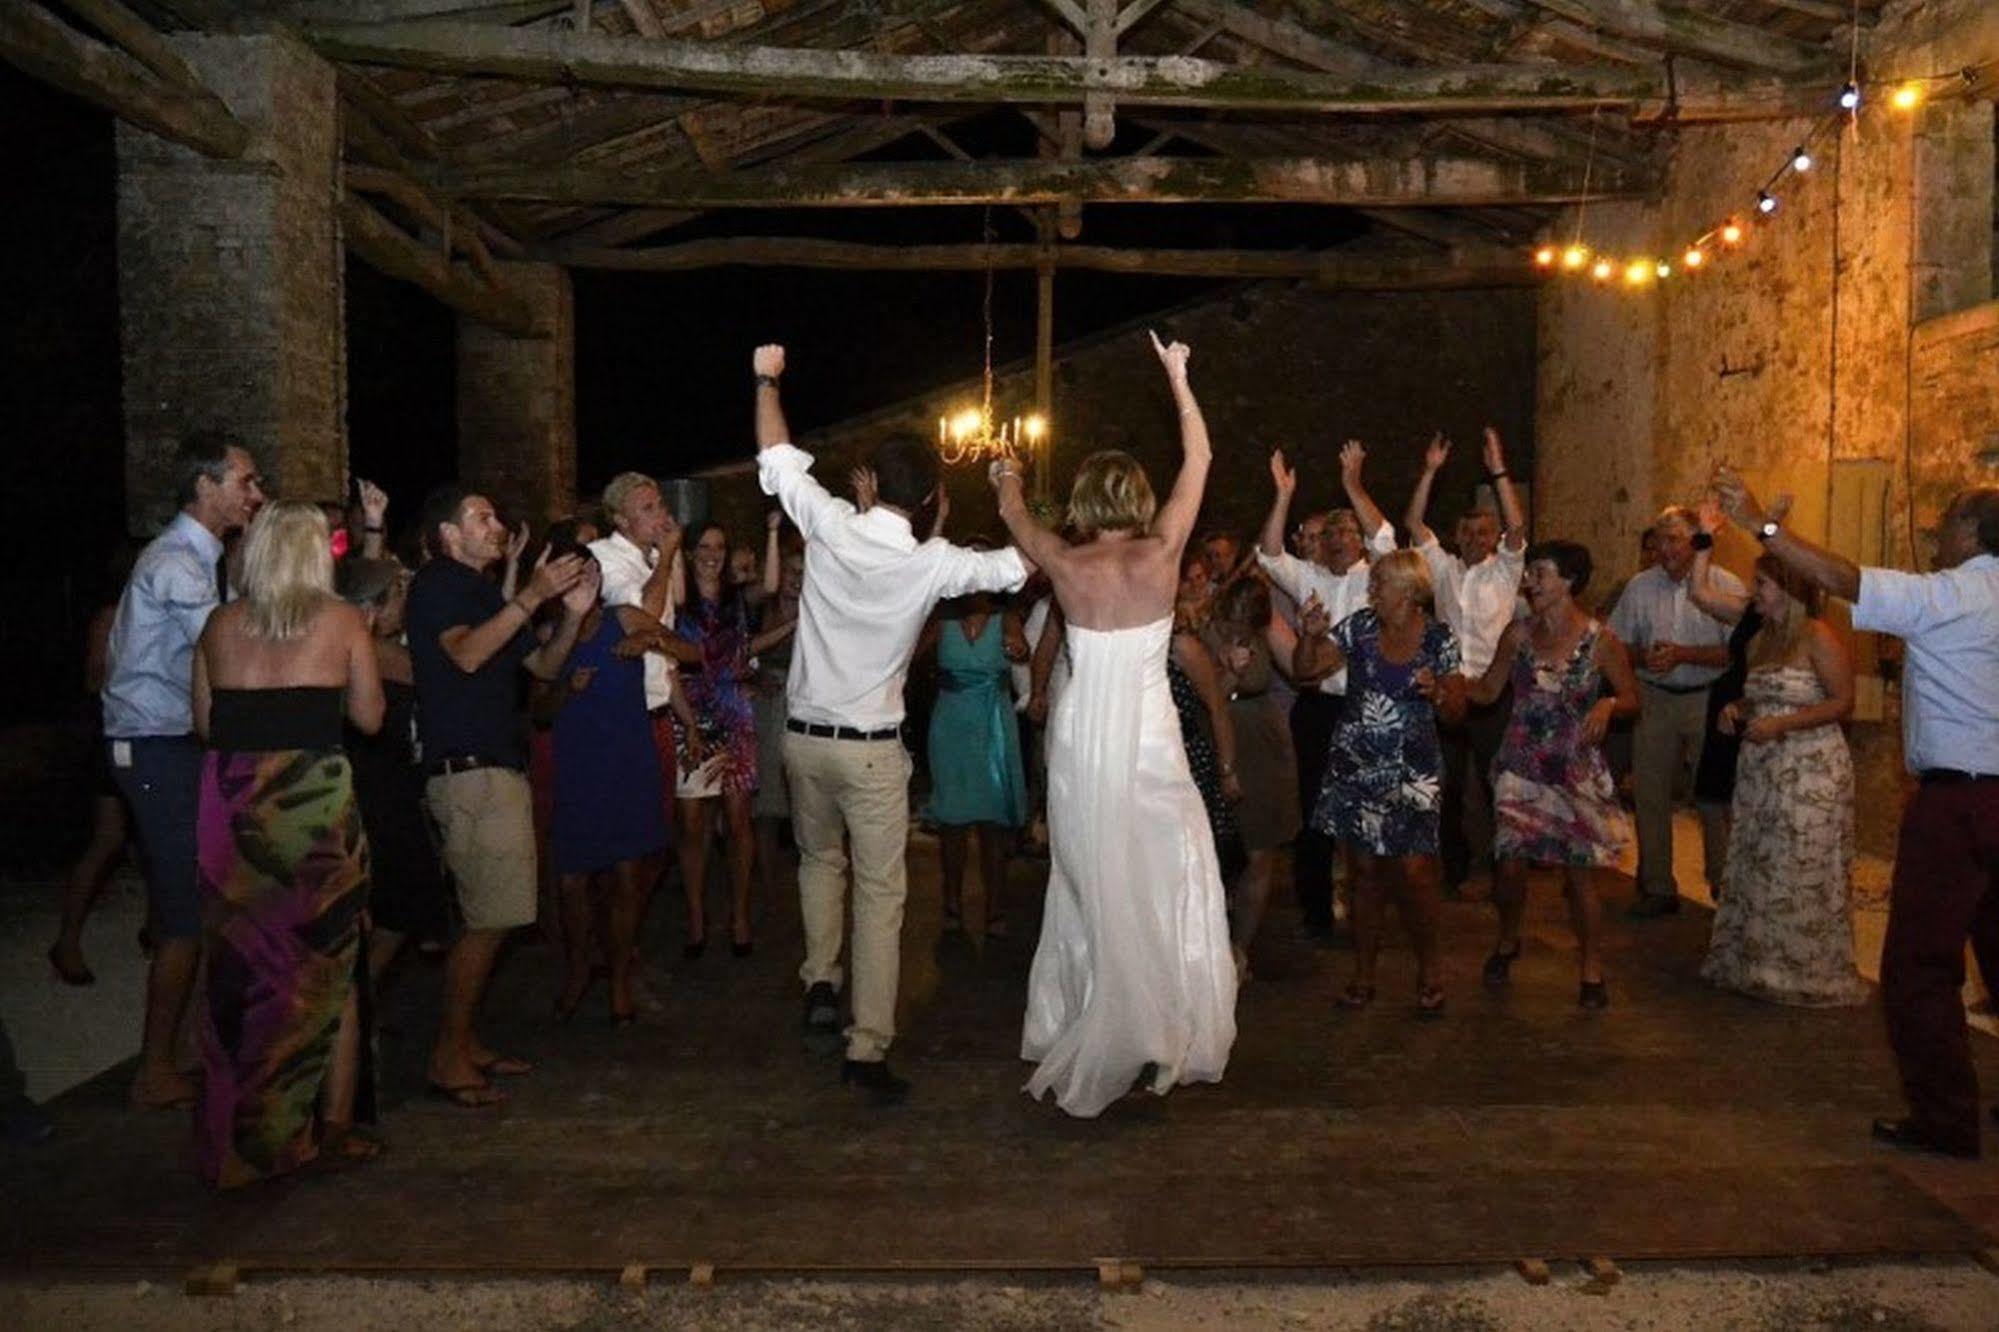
[979,205,997,430]
[1570,109,1599,249]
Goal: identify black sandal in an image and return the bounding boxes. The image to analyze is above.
[1482,943,1521,989]
[1337,983,1376,1010]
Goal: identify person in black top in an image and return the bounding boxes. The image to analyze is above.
[406,485,592,1108]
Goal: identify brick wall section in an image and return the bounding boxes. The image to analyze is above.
[698,282,1537,553]
[116,33,344,533]
[457,261,576,526]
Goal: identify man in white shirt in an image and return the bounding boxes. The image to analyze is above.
[1255,440,1397,940]
[1719,469,1999,1161]
[1609,505,1742,916]
[753,343,1030,1102]
[1405,427,1528,899]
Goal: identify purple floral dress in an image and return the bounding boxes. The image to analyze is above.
[673,590,759,799]
[1490,620,1630,867]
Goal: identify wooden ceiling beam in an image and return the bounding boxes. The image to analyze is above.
[341,188,541,334]
[435,153,1641,208]
[304,20,1825,119]
[1519,0,1833,74]
[537,234,1539,287]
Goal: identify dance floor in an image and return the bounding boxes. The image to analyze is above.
[5,839,1997,1277]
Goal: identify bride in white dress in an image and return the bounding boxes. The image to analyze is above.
[991,331,1237,1118]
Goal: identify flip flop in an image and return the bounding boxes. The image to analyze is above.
[427,1080,505,1109]
[473,1054,533,1078]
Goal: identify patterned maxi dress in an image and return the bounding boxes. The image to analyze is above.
[1312,610,1462,857]
[1702,665,1867,1006]
[1490,620,1631,866]
[674,590,759,799]
[196,687,368,1188]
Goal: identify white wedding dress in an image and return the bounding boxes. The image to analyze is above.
[1021,616,1237,1118]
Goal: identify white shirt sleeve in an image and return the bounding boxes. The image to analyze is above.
[1854,566,1959,639]
[757,443,848,543]
[933,543,1030,600]
[1365,520,1397,559]
[1255,550,1312,605]
[1412,535,1458,595]
[1493,538,1527,580]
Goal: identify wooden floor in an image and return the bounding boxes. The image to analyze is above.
[5,837,1997,1276]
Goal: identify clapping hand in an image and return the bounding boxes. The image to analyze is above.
[1298,592,1332,640]
[1481,426,1506,477]
[1148,329,1191,384]
[525,548,585,605]
[559,558,601,615]
[507,522,532,568]
[1269,449,1297,495]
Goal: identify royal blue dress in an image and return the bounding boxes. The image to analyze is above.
[927,615,1028,827]
[552,610,669,875]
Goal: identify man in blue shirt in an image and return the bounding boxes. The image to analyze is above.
[406,485,590,1106]
[102,431,264,1110]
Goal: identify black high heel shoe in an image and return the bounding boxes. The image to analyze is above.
[1482,943,1522,988]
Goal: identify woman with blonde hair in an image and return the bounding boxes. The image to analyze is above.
[1701,554,1866,1006]
[191,500,385,1186]
[994,331,1236,1118]
[1295,526,1466,1016]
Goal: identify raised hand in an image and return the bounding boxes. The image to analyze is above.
[850,466,878,512]
[1711,464,1768,530]
[1696,493,1725,535]
[528,551,587,605]
[507,521,532,568]
[1423,432,1451,474]
[559,558,601,615]
[1481,426,1506,476]
[766,509,783,532]
[753,343,785,379]
[357,478,388,528]
[1339,439,1367,483]
[1148,329,1191,384]
[1269,449,1297,495]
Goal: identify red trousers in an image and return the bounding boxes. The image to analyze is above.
[1881,778,1999,1152]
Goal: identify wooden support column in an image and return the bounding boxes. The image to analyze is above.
[456,261,576,525]
[1083,0,1116,150]
[115,31,343,530]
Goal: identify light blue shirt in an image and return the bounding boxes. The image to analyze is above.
[1608,564,1741,690]
[1853,554,1999,775]
[101,512,223,739]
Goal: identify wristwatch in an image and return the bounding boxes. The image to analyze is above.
[1690,531,1714,552]
[1755,520,1781,543]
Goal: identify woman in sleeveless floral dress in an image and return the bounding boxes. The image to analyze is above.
[1702,556,1866,1006]
[1470,541,1640,1008]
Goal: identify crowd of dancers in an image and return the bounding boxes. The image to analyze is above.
[53,331,1999,1181]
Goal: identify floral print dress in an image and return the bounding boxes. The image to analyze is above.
[1490,620,1631,867]
[1701,664,1866,1006]
[1312,610,1461,857]
[673,590,759,799]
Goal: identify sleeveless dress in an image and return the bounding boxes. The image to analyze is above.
[1312,610,1462,857]
[1168,655,1238,856]
[1702,664,1866,1006]
[196,686,367,1188]
[673,590,759,799]
[1200,626,1301,853]
[927,615,1028,827]
[1022,617,1237,1119]
[1490,620,1631,867]
[552,611,669,875]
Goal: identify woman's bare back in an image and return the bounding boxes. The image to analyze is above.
[1049,533,1182,631]
[202,600,362,690]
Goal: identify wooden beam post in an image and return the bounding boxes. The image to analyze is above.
[1083,0,1116,149]
[0,2,249,158]
[436,154,1640,209]
[342,190,541,335]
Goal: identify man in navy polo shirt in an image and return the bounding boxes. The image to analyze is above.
[407,485,592,1107]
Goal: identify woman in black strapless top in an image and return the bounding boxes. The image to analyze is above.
[192,502,383,1188]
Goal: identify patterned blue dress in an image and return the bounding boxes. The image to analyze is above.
[1312,609,1462,857]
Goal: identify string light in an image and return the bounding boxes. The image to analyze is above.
[1892,83,1922,110]
[1591,258,1614,281]
[1838,82,1861,111]
[1720,220,1744,246]
[1561,244,1589,270]
[1683,247,1705,269]
[1790,145,1813,172]
[1535,246,1557,268]
[1756,190,1779,215]
[1623,260,1652,286]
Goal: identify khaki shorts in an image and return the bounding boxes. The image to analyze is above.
[425,767,537,932]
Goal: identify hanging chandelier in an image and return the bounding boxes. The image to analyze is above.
[936,209,1047,467]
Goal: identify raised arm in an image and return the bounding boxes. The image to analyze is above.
[991,459,1070,581]
[1259,449,1297,558]
[1483,427,1526,546]
[1339,441,1390,542]
[1405,433,1448,548]
[1147,331,1210,555]
[754,346,849,542]
[754,343,790,452]
[1687,497,1749,625]
[357,479,389,560]
[1714,465,1861,603]
[522,562,598,682]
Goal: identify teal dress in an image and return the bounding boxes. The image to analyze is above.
[927,615,1028,827]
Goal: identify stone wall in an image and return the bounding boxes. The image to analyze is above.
[699,281,1538,553]
[116,33,344,532]
[1534,0,1998,855]
[457,261,577,525]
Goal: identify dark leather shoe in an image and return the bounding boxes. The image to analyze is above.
[1870,1117,1979,1160]
[841,1058,909,1104]
[802,982,841,1054]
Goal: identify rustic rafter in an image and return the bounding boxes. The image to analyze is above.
[341,186,540,334]
[1519,0,1833,73]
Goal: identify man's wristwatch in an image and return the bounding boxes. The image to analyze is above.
[1690,531,1714,552]
[1755,520,1781,543]
[754,373,780,388]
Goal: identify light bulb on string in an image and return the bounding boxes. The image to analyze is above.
[1655,260,1672,280]
[1534,246,1557,268]
[1757,191,1779,215]
[1891,83,1922,110]
[1591,258,1614,282]
[1838,82,1861,111]
[1561,244,1589,271]
[1683,247,1705,269]
[1623,260,1652,286]
[1790,146,1812,172]
[1720,219,1744,245]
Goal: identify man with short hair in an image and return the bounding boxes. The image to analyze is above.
[102,431,264,1109]
[1200,530,1243,587]
[754,343,1029,1102]
[1609,505,1741,916]
[1718,470,1999,1159]
[406,485,593,1106]
[1256,440,1397,939]
[1406,427,1528,898]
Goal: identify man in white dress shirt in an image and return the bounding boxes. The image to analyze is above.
[1405,427,1527,899]
[753,344,1030,1102]
[1255,441,1398,940]
[1609,505,1742,916]
[1719,469,1999,1160]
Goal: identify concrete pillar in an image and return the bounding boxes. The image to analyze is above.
[116,33,345,534]
[455,261,576,525]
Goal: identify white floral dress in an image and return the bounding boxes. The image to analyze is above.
[1701,664,1867,1006]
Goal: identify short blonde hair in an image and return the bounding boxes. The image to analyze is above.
[240,500,334,641]
[1065,450,1157,539]
[1368,547,1433,610]
[601,471,660,526]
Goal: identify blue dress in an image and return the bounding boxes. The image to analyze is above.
[552,611,669,875]
[926,615,1028,827]
[1312,610,1462,857]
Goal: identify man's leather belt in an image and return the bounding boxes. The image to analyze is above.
[1919,768,1999,785]
[426,754,515,777]
[786,719,900,742]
